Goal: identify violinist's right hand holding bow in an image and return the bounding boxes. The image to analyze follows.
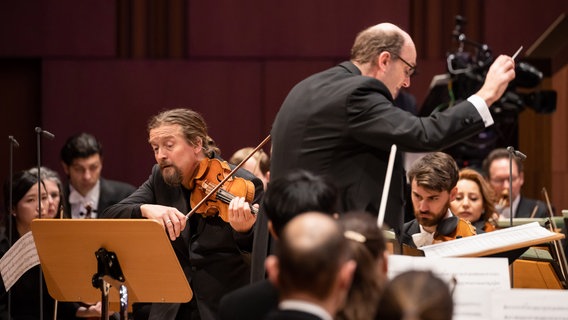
[141,204,187,241]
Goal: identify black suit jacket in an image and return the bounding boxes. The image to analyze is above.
[263,61,488,280]
[516,196,548,218]
[218,279,278,320]
[102,162,263,320]
[63,177,136,218]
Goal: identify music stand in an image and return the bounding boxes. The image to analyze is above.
[31,219,192,319]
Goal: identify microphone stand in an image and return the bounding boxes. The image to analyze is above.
[506,146,527,288]
[34,127,55,320]
[7,135,19,320]
[506,146,527,227]
[507,151,514,228]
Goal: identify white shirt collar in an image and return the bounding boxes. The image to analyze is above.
[68,180,100,218]
[279,299,333,320]
[412,209,453,247]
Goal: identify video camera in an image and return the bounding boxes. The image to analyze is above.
[420,15,557,169]
[446,15,556,115]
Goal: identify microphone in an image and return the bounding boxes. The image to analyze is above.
[9,135,19,148]
[507,146,527,160]
[35,127,55,139]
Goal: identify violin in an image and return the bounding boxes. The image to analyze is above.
[189,157,259,221]
[186,135,270,221]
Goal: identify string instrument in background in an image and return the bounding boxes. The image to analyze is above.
[541,188,568,287]
[508,188,567,289]
[186,135,271,222]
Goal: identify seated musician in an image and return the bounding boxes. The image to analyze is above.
[450,168,497,234]
[102,108,264,320]
[1,170,103,318]
[401,152,476,249]
[482,148,547,219]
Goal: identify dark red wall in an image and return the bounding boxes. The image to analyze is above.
[1,0,566,193]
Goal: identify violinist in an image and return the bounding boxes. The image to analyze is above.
[102,108,264,320]
[450,168,498,234]
[400,152,476,249]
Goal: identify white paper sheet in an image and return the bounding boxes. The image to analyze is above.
[0,231,40,291]
[420,222,559,257]
[388,255,511,289]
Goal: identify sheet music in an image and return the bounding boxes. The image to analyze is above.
[420,222,560,257]
[454,287,568,320]
[491,289,568,319]
[388,255,510,289]
[0,231,40,291]
[453,287,494,320]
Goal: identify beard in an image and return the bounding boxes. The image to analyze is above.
[161,163,183,187]
[414,203,449,228]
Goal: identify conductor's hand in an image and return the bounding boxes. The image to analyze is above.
[475,54,516,107]
[140,204,187,241]
[228,197,257,233]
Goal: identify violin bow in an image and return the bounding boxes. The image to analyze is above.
[542,187,568,286]
[185,134,271,220]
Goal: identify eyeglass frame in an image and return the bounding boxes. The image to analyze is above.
[386,51,417,77]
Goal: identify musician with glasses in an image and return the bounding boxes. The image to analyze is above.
[482,148,547,219]
[270,22,517,244]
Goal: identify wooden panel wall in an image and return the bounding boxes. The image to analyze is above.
[0,0,567,212]
[551,66,568,213]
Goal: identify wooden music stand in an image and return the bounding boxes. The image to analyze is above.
[513,247,564,289]
[30,219,192,318]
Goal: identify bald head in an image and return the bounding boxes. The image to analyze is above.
[276,211,350,299]
[284,211,339,249]
[350,23,413,66]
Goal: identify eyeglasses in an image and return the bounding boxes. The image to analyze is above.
[388,51,417,77]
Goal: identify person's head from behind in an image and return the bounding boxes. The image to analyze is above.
[60,132,103,196]
[147,108,220,188]
[265,212,356,313]
[450,168,495,224]
[27,166,64,219]
[375,270,453,320]
[229,147,270,189]
[407,152,459,228]
[3,170,50,237]
[262,169,338,239]
[337,211,388,320]
[482,148,524,204]
[350,22,417,99]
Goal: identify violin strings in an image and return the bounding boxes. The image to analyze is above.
[201,181,258,214]
[202,181,235,204]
